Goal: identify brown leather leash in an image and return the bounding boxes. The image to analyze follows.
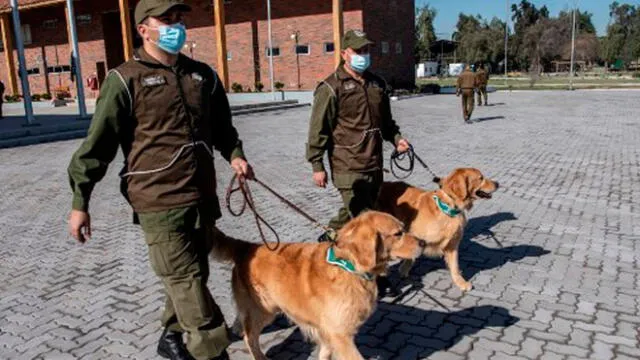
[225,174,334,251]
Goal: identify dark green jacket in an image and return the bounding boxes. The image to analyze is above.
[306,66,402,174]
[68,48,244,220]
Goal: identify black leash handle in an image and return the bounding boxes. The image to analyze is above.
[389,144,440,184]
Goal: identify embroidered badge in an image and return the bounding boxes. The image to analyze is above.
[141,75,166,87]
[353,30,365,37]
[344,82,356,91]
[191,73,204,82]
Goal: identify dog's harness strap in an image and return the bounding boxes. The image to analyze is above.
[326,247,374,281]
[433,195,462,217]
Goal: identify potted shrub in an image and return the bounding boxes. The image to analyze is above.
[53,86,71,107]
[274,81,285,100]
[231,82,244,93]
[255,81,264,92]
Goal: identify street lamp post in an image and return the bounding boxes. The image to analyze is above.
[291,30,301,89]
[505,0,509,79]
[569,2,577,90]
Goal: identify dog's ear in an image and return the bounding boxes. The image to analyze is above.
[336,214,381,273]
[446,172,469,201]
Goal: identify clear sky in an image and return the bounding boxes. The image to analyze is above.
[416,0,619,38]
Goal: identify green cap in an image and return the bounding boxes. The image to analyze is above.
[342,29,374,50]
[134,0,192,25]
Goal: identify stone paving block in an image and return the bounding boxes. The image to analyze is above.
[617,345,640,358]
[2,92,640,359]
[543,343,589,358]
[539,352,566,360]
[474,338,519,355]
[593,333,637,347]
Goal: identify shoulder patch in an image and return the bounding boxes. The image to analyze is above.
[191,73,204,82]
[141,75,166,87]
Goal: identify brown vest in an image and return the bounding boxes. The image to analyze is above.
[113,49,219,214]
[322,67,388,173]
[458,70,477,90]
[475,69,488,86]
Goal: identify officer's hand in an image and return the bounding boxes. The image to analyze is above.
[396,138,410,153]
[69,210,91,244]
[313,171,328,188]
[231,158,255,180]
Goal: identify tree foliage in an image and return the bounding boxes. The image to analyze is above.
[415,5,438,63]
[415,0,621,72]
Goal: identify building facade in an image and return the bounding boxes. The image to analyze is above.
[0,0,415,99]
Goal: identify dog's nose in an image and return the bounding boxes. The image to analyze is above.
[494,181,500,189]
[418,240,427,248]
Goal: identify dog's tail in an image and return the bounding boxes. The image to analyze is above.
[210,227,256,263]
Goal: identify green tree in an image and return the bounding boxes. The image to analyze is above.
[415,4,438,62]
[453,14,506,70]
[601,2,639,67]
[510,0,550,70]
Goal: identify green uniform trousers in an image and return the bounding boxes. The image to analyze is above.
[477,86,488,105]
[138,205,230,360]
[461,90,475,121]
[328,171,383,230]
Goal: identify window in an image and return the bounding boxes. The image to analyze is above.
[26,67,40,75]
[47,65,72,73]
[42,19,58,29]
[381,41,389,54]
[2,25,33,47]
[323,42,335,54]
[266,47,280,57]
[227,51,232,61]
[21,24,32,45]
[223,0,232,4]
[395,42,402,54]
[76,14,92,26]
[295,44,310,55]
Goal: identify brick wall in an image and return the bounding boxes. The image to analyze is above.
[0,1,112,98]
[0,0,415,100]
[188,0,364,91]
[363,0,415,89]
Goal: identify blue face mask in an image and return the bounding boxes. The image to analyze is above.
[151,23,187,55]
[350,53,371,73]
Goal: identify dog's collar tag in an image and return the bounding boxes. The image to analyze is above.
[433,195,462,217]
[326,247,374,281]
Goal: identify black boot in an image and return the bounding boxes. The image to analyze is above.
[157,328,194,360]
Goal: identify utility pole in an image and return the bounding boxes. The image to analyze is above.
[505,0,509,78]
[10,0,36,126]
[66,0,87,118]
[267,0,276,100]
[569,2,577,90]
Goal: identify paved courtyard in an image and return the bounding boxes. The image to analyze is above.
[1,90,639,359]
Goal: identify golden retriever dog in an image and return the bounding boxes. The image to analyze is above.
[376,168,499,291]
[211,211,426,360]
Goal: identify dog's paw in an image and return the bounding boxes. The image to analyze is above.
[457,281,473,292]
